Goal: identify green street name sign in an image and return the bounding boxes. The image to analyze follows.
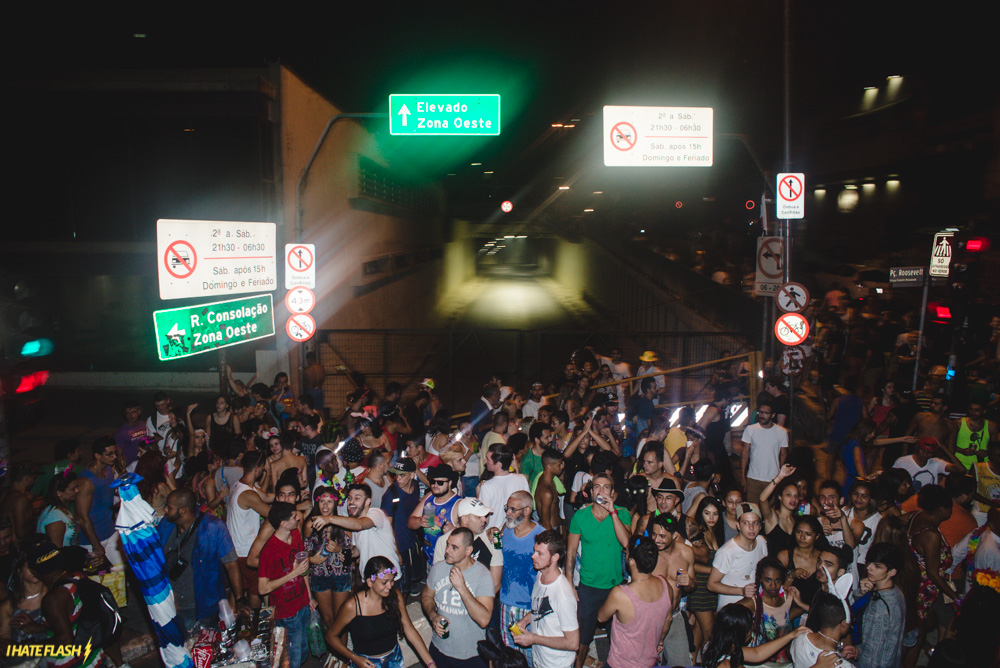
[389,94,501,136]
[153,294,275,361]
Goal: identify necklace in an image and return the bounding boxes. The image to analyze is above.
[817,631,844,653]
[24,592,42,600]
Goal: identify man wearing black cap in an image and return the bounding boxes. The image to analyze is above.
[408,464,461,568]
[381,457,424,595]
[632,478,685,537]
[27,542,107,668]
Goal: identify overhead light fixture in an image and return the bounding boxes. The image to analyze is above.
[515,235,526,238]
[558,186,570,190]
[570,118,581,122]
[483,171,494,174]
[504,235,515,238]
[583,208,594,213]
[552,124,563,128]
[470,162,482,166]
[563,124,575,128]
[593,191,603,195]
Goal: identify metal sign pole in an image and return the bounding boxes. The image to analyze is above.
[914,270,929,391]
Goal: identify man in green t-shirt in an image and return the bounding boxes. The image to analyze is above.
[566,472,631,668]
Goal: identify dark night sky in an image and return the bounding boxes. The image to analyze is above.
[15,4,993,222]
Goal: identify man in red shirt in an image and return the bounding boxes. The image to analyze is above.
[258,502,316,668]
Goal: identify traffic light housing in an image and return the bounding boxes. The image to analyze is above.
[0,274,54,366]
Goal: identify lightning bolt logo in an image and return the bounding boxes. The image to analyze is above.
[83,638,94,661]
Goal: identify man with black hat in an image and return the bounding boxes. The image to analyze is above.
[408,464,461,568]
[27,541,108,668]
[381,457,424,595]
[632,478,685,537]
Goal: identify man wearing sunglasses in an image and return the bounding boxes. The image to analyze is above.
[409,464,461,568]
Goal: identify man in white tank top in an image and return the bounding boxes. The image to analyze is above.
[227,451,272,608]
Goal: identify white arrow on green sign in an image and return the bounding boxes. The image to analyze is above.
[153,294,275,361]
[389,94,501,136]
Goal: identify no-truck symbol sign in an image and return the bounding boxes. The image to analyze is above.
[164,241,197,279]
[610,122,637,151]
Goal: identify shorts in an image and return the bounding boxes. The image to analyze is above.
[352,644,403,668]
[311,571,352,594]
[577,583,614,646]
[238,557,260,597]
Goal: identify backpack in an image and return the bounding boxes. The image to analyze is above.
[55,576,123,650]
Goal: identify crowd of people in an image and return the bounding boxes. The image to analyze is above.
[1,337,999,668]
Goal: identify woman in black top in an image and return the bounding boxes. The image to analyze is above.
[327,556,433,668]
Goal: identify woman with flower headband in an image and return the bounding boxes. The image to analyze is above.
[305,486,353,637]
[326,555,434,668]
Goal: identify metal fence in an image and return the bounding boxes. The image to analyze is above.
[314,329,755,413]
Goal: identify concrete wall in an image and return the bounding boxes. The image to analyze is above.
[278,68,445,334]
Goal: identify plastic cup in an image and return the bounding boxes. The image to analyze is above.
[294,551,309,566]
[233,639,251,661]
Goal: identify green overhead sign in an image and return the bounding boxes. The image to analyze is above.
[153,294,275,361]
[389,94,501,136]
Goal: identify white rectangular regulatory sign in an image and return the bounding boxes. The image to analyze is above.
[285,243,316,289]
[754,236,785,296]
[603,106,713,167]
[776,173,805,219]
[157,219,277,300]
[929,231,954,278]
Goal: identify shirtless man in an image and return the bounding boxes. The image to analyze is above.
[0,463,36,548]
[266,432,307,493]
[907,395,957,455]
[534,448,564,532]
[649,513,696,666]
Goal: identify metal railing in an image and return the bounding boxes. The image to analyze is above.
[313,329,756,413]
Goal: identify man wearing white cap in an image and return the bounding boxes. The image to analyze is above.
[523,381,548,420]
[433,497,504,594]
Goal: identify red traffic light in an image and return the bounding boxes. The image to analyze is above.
[964,237,990,252]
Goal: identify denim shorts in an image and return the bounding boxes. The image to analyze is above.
[352,644,402,668]
[311,570,352,593]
